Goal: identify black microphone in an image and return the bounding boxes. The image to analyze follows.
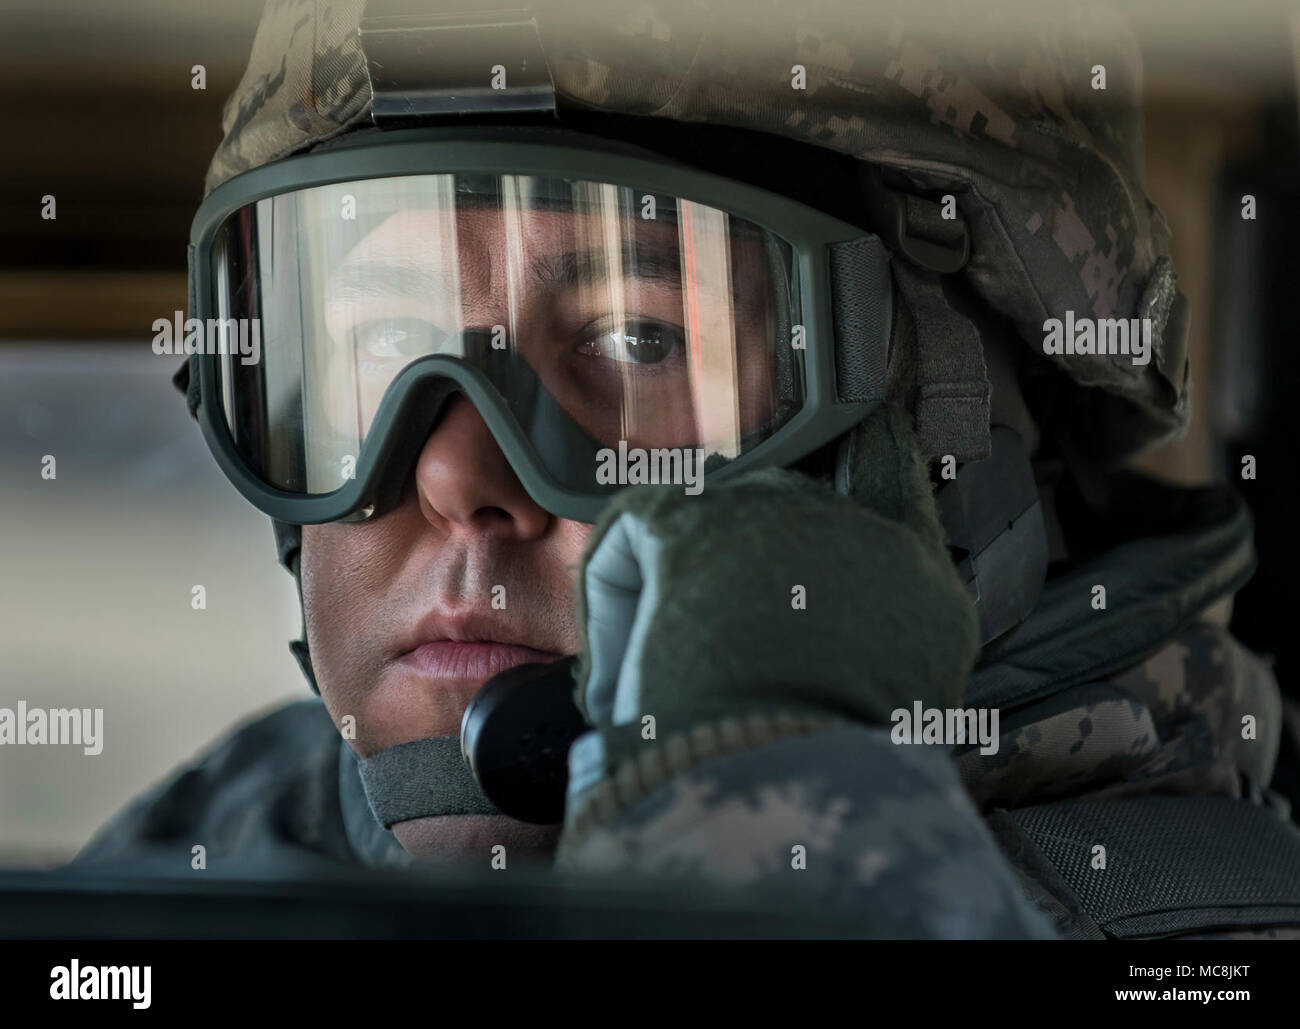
[459,655,589,824]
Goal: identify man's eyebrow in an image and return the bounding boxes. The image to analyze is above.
[529,241,683,291]
[327,239,686,303]
[328,262,460,303]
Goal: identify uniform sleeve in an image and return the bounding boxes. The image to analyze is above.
[555,720,1061,938]
[70,698,356,875]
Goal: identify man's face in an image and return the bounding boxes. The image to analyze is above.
[299,194,778,861]
[302,395,588,860]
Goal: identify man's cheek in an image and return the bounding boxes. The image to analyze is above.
[301,522,393,605]
[301,525,383,714]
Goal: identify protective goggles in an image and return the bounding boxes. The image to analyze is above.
[188,128,892,524]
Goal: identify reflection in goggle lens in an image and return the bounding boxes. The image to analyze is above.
[213,174,802,497]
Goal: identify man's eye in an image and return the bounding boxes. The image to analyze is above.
[580,320,683,364]
[353,319,447,359]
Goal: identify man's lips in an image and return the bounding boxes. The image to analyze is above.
[397,641,564,681]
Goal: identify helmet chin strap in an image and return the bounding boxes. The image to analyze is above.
[355,737,501,827]
[268,522,504,825]
[345,658,586,831]
[833,263,1048,648]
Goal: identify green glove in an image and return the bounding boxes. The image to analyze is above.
[573,462,978,738]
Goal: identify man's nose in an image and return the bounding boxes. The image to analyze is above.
[411,393,552,540]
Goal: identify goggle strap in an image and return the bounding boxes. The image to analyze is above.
[829,235,892,405]
[171,354,202,421]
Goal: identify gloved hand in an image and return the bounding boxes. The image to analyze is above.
[570,458,979,757]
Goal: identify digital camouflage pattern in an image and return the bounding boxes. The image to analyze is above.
[205,0,1188,456]
[550,617,1298,939]
[960,619,1282,811]
[556,725,1059,938]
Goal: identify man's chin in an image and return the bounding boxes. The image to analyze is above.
[392,814,563,864]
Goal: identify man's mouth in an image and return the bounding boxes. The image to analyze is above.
[397,641,564,681]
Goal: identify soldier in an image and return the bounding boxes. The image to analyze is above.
[76,0,1300,938]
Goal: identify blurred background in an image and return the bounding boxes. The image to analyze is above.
[1,0,1298,865]
[0,0,302,867]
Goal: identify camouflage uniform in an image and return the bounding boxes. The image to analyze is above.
[554,473,1300,937]
[77,0,1300,938]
